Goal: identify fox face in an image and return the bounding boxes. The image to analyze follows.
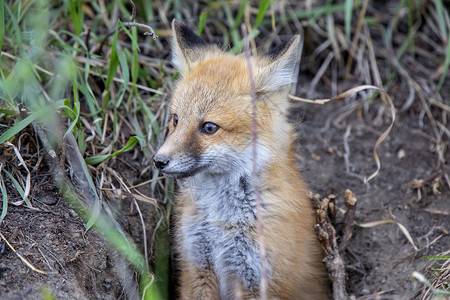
[153,20,302,179]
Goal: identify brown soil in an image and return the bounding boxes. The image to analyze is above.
[297,93,449,298]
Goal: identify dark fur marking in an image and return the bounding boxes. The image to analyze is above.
[263,36,297,60]
[173,19,208,49]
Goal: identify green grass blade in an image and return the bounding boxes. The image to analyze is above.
[437,29,450,91]
[0,109,17,115]
[111,136,138,155]
[261,3,345,25]
[84,154,111,166]
[230,28,260,54]
[41,287,56,300]
[424,255,450,260]
[0,0,5,61]
[141,273,162,300]
[82,196,100,231]
[4,3,24,54]
[59,99,76,120]
[78,79,102,135]
[153,219,170,300]
[0,106,49,144]
[0,172,8,224]
[113,108,118,142]
[77,127,86,154]
[142,0,154,22]
[115,50,129,108]
[139,96,160,136]
[255,0,271,28]
[197,11,207,35]
[434,0,448,42]
[131,27,139,89]
[85,136,139,165]
[1,169,31,207]
[345,0,353,39]
[64,134,101,231]
[68,0,83,35]
[234,0,248,29]
[63,84,81,138]
[223,4,240,46]
[105,25,120,91]
[327,15,337,50]
[406,0,415,56]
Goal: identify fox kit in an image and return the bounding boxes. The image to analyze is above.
[154,20,329,299]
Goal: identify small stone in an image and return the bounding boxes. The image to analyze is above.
[361,289,370,295]
[40,196,59,205]
[311,152,321,161]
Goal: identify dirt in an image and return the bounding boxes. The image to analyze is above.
[0,159,155,300]
[296,95,449,298]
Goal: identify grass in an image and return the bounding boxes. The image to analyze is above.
[0,0,448,299]
[415,252,450,299]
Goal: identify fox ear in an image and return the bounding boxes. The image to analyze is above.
[256,35,303,92]
[171,19,211,73]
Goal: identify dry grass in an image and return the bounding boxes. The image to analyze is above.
[415,251,450,299]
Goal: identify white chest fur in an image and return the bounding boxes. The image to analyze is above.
[180,172,266,296]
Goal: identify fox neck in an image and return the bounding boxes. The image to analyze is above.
[180,151,269,294]
[181,143,273,219]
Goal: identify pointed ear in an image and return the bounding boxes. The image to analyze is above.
[171,19,213,73]
[255,35,303,92]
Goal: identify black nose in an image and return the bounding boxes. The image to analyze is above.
[153,154,169,170]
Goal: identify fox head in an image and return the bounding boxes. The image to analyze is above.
[153,20,302,179]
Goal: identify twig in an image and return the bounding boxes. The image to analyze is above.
[129,0,136,22]
[242,24,268,300]
[315,195,348,300]
[339,190,357,251]
[93,0,158,54]
[122,22,158,40]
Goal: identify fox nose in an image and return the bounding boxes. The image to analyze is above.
[153,154,170,170]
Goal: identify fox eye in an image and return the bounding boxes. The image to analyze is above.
[173,114,178,127]
[201,122,219,135]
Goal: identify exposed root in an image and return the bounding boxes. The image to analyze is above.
[312,191,358,300]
